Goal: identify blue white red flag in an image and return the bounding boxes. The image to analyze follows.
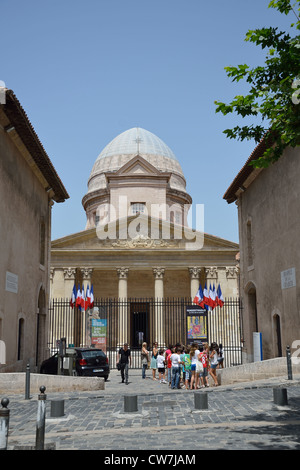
[70,284,76,308]
[76,284,82,308]
[90,284,94,308]
[81,285,85,310]
[193,283,204,308]
[203,283,209,307]
[86,284,91,310]
[217,284,224,307]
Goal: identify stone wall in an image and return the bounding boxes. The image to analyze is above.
[0,373,105,394]
[217,357,300,385]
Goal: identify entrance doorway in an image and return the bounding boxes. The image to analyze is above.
[130,302,149,347]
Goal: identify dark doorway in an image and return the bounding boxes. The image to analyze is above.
[130,302,149,347]
[274,314,282,357]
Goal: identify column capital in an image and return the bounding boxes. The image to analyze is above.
[63,267,76,280]
[80,267,93,280]
[188,267,202,279]
[117,267,129,279]
[205,266,218,279]
[225,266,239,279]
[153,267,165,279]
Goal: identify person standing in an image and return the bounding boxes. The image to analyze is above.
[170,347,183,389]
[157,349,167,383]
[209,342,219,386]
[217,343,224,368]
[141,342,149,379]
[118,343,131,384]
[150,342,159,380]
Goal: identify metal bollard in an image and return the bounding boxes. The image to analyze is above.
[51,399,64,418]
[124,395,138,413]
[286,345,293,380]
[25,362,30,400]
[273,388,288,406]
[35,386,47,450]
[194,391,208,410]
[0,398,10,450]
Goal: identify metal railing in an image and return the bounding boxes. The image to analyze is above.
[47,297,243,369]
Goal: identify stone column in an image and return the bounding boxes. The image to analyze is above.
[189,267,202,299]
[117,267,129,347]
[153,267,165,348]
[225,266,239,298]
[80,268,94,346]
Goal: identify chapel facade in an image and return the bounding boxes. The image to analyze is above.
[50,128,240,349]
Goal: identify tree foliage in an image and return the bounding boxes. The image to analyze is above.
[215,0,300,167]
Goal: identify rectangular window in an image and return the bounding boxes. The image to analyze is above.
[131,203,146,215]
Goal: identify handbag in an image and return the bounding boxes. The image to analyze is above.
[117,362,121,371]
[196,359,203,373]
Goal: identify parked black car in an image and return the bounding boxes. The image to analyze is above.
[74,348,109,381]
[40,353,58,375]
[40,348,109,381]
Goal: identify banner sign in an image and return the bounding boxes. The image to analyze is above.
[91,318,107,351]
[186,305,208,345]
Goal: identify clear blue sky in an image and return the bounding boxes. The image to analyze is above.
[1,0,293,243]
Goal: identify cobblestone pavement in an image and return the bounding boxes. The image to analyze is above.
[2,369,300,454]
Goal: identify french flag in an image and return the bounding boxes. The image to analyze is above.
[208,284,215,308]
[217,284,224,307]
[70,284,76,309]
[81,285,85,310]
[85,284,91,310]
[193,283,204,308]
[75,284,82,308]
[203,283,209,307]
[211,284,217,310]
[90,284,94,308]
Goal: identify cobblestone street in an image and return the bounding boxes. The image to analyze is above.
[3,370,300,454]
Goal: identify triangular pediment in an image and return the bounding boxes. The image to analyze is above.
[51,214,239,252]
[105,155,170,182]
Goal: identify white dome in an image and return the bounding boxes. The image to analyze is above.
[87,127,186,193]
[98,127,178,161]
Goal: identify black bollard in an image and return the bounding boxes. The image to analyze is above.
[35,386,47,450]
[286,345,293,380]
[25,362,30,400]
[0,398,10,450]
[273,388,288,406]
[124,395,138,413]
[194,391,208,410]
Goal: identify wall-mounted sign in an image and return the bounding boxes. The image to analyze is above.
[253,332,263,362]
[5,271,18,294]
[281,268,296,290]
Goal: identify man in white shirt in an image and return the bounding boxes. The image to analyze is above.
[170,347,183,389]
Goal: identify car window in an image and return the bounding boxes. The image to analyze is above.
[81,350,105,359]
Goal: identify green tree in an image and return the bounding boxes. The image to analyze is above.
[215,0,300,167]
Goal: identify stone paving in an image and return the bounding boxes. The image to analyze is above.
[2,369,300,453]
